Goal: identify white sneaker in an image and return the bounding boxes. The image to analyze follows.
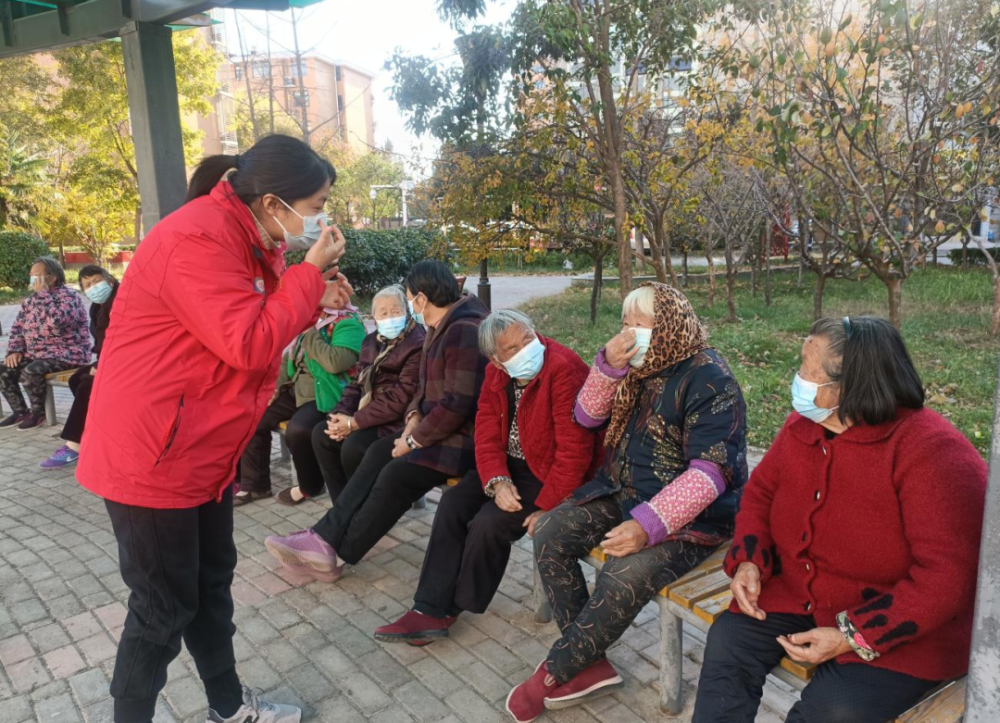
[206,686,302,723]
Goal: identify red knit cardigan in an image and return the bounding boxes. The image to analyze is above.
[475,336,604,511]
[726,408,987,682]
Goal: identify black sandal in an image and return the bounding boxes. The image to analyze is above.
[233,490,271,507]
[275,487,309,506]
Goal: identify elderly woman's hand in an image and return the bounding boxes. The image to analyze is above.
[4,353,23,369]
[326,413,353,441]
[523,510,544,537]
[601,520,648,557]
[732,562,767,620]
[605,329,639,369]
[777,628,852,665]
[495,482,523,513]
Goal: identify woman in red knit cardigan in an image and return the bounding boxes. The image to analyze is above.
[693,316,988,723]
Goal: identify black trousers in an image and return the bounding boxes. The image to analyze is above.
[310,422,382,500]
[534,498,718,683]
[693,611,939,723]
[0,357,76,415]
[312,435,453,565]
[61,364,95,444]
[105,486,239,723]
[413,459,542,618]
[239,386,325,494]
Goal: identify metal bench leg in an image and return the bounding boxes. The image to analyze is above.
[44,385,57,426]
[659,607,684,714]
[533,563,552,624]
[411,496,427,510]
[278,432,291,461]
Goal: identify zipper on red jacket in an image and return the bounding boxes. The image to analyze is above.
[154,395,184,466]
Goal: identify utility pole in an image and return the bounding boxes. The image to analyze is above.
[290,9,310,146]
[232,11,259,143]
[265,12,274,135]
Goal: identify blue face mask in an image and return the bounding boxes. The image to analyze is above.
[502,337,546,381]
[85,280,113,305]
[376,315,408,341]
[274,198,327,252]
[408,297,425,326]
[791,373,838,423]
[628,327,653,368]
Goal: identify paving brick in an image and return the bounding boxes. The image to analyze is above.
[314,695,364,723]
[0,633,35,666]
[10,598,48,625]
[393,679,452,722]
[339,671,392,714]
[287,662,337,703]
[30,622,72,654]
[76,633,117,666]
[358,648,414,690]
[370,704,416,723]
[469,639,523,677]
[7,655,51,693]
[0,694,33,723]
[443,688,503,723]
[69,668,110,707]
[410,657,465,699]
[63,613,103,642]
[45,645,87,679]
[35,691,84,723]
[261,639,308,673]
[453,661,511,703]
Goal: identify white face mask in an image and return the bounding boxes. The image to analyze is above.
[629,327,653,368]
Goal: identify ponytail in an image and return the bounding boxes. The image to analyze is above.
[186,154,240,202]
[185,134,336,206]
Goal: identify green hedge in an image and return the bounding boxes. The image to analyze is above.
[0,231,49,291]
[285,228,447,297]
[949,247,1000,266]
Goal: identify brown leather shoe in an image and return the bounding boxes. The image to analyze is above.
[275,487,310,506]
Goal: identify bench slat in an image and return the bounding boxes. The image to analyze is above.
[667,569,732,609]
[778,657,816,681]
[894,679,965,723]
[692,589,734,624]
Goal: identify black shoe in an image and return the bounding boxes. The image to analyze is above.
[233,490,272,507]
[17,413,45,431]
[0,413,28,429]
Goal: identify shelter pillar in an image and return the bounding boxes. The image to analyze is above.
[120,21,187,237]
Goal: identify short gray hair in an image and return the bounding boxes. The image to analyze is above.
[479,309,535,358]
[371,284,409,318]
[33,256,66,287]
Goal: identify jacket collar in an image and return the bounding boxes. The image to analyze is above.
[424,293,489,347]
[487,335,552,393]
[786,406,921,445]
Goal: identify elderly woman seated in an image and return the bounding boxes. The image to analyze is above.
[374,310,603,643]
[2,256,91,431]
[692,316,987,723]
[277,284,426,506]
[235,275,365,506]
[506,282,748,722]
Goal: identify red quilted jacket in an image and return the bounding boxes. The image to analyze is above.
[475,336,604,511]
[726,408,987,682]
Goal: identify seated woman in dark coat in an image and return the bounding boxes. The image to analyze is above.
[692,317,988,723]
[274,284,425,505]
[507,282,748,722]
[39,264,119,469]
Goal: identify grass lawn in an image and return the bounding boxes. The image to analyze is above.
[520,266,998,456]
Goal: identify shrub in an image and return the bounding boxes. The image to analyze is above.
[0,231,49,291]
[286,228,448,297]
[948,247,1000,267]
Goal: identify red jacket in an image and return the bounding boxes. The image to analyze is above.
[77,180,325,508]
[475,336,604,511]
[726,408,987,682]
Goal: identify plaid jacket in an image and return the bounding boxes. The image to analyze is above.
[406,293,489,476]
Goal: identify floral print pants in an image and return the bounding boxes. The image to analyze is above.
[0,357,76,416]
[534,497,720,683]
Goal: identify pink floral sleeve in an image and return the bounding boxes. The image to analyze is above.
[629,460,726,546]
[573,349,628,428]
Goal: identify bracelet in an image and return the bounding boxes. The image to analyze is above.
[405,434,420,450]
[836,611,879,662]
[347,417,355,432]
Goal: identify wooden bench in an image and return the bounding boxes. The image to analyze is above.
[557,542,965,720]
[43,368,80,426]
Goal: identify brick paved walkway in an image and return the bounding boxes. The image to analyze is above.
[0,395,794,723]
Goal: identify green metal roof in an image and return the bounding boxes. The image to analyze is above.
[0,0,324,58]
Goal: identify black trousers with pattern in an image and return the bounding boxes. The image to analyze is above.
[533,497,719,683]
[693,611,939,723]
[0,357,77,416]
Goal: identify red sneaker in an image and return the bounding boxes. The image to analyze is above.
[373,610,457,644]
[505,661,559,723]
[543,658,623,710]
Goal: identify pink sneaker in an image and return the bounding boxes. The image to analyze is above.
[505,661,559,723]
[543,658,623,709]
[264,529,343,583]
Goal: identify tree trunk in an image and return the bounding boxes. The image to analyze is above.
[765,224,773,308]
[991,275,1000,337]
[813,272,826,320]
[647,224,668,284]
[591,254,604,325]
[705,247,716,306]
[682,250,689,288]
[962,240,969,269]
[613,171,632,298]
[725,246,737,322]
[134,205,142,244]
[797,212,809,287]
[885,277,903,328]
[750,232,760,297]
[664,253,678,287]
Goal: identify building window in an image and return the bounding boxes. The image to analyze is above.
[335,66,342,81]
[291,59,306,77]
[234,65,243,82]
[253,60,271,79]
[337,95,344,111]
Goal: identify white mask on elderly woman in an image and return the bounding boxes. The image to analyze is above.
[628,328,653,368]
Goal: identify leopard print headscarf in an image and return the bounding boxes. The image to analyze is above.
[605,282,709,450]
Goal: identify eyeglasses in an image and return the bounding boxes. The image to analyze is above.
[842,316,852,340]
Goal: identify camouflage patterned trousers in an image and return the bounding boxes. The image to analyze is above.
[533,497,721,683]
[0,357,76,416]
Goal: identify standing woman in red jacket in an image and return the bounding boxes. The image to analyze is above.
[693,316,988,723]
[77,135,345,723]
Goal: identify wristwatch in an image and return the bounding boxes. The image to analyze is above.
[405,434,420,450]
